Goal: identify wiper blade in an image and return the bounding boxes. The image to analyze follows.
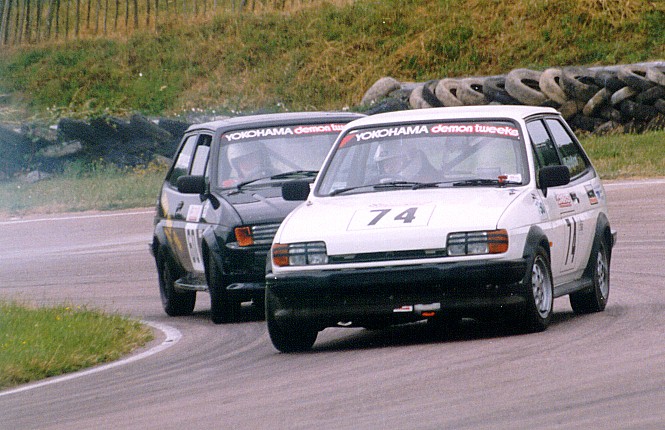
[329,184,376,196]
[452,178,521,187]
[270,170,318,180]
[329,181,425,196]
[373,181,422,189]
[225,176,274,194]
[411,181,446,190]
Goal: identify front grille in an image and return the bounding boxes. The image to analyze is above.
[328,248,447,264]
[251,223,281,245]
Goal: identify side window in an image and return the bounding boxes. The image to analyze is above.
[168,134,212,186]
[545,119,589,178]
[190,135,212,177]
[527,120,560,169]
[168,135,198,186]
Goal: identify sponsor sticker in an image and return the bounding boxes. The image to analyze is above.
[186,204,204,222]
[556,193,573,208]
[586,185,598,205]
[222,124,344,142]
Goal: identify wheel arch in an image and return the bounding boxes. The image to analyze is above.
[521,225,551,262]
[584,212,613,277]
[201,227,223,286]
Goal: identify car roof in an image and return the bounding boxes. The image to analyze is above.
[344,105,560,129]
[185,111,366,133]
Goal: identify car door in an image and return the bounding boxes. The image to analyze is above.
[162,132,212,274]
[527,117,594,283]
[543,117,596,280]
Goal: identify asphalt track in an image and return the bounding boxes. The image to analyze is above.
[1,180,664,429]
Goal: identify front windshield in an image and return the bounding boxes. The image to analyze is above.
[316,120,529,196]
[217,123,346,188]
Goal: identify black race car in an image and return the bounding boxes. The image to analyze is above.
[151,111,364,323]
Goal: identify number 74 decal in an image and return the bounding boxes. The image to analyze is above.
[347,205,435,231]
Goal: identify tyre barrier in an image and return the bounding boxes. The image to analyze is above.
[362,61,665,134]
[0,114,189,179]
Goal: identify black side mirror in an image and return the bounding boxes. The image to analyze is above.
[538,165,570,197]
[176,175,206,194]
[282,180,311,201]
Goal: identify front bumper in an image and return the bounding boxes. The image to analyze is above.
[266,258,529,326]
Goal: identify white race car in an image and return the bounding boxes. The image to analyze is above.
[266,106,616,352]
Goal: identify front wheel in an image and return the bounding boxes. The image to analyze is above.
[266,290,317,353]
[208,254,240,324]
[570,239,610,313]
[157,251,196,317]
[520,245,554,332]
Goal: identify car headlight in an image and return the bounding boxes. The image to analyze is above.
[272,242,329,267]
[446,229,508,256]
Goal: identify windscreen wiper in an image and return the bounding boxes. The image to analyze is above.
[452,178,522,187]
[329,181,424,196]
[270,170,318,180]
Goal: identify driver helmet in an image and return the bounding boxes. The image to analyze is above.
[374,142,409,175]
[228,143,266,178]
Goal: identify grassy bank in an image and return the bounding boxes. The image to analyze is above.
[0,0,663,120]
[0,301,153,390]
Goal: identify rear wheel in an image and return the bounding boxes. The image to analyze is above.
[570,239,610,313]
[266,290,317,353]
[208,254,240,324]
[157,251,196,317]
[520,245,553,332]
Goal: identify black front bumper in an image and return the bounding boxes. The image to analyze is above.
[266,258,529,326]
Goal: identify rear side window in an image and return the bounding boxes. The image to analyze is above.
[527,120,560,169]
[528,118,591,180]
[545,119,589,178]
[168,134,212,186]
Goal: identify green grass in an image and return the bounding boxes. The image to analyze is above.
[580,130,665,179]
[0,162,166,216]
[0,0,663,119]
[0,301,154,390]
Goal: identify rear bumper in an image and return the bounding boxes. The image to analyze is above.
[266,258,528,326]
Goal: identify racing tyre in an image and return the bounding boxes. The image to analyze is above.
[408,85,433,109]
[434,79,464,107]
[617,65,655,91]
[208,253,240,324]
[539,68,569,105]
[521,245,553,332]
[157,251,196,317]
[266,290,317,353]
[561,67,599,102]
[570,238,610,314]
[421,80,444,107]
[482,76,521,105]
[505,68,548,106]
[457,78,489,105]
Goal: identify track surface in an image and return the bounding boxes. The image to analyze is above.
[1,180,664,429]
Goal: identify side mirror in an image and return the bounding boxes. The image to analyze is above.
[282,180,311,201]
[538,165,570,197]
[176,175,206,194]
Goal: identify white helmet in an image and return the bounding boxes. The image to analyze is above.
[227,143,266,177]
[227,143,262,163]
[374,142,409,173]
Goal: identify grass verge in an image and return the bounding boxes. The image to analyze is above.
[580,129,665,179]
[0,301,154,390]
[0,162,166,216]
